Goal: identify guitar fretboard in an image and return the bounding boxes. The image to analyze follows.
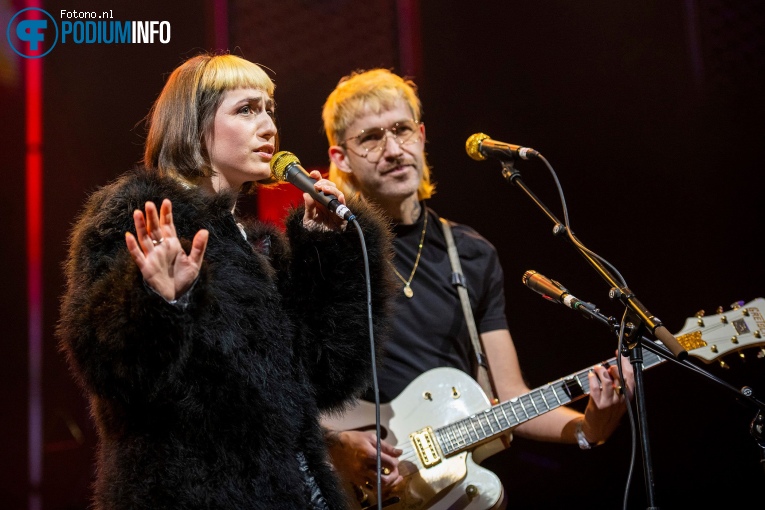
[435,349,666,456]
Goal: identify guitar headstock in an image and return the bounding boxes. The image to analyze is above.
[674,298,765,367]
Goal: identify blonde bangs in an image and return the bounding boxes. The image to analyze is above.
[201,55,275,97]
[323,69,420,146]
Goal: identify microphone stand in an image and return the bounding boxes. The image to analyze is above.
[586,304,765,501]
[497,158,684,508]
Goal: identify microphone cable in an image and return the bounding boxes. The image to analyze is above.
[349,216,385,510]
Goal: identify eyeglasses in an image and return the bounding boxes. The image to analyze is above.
[340,120,421,163]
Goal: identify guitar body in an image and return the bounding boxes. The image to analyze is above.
[322,367,508,510]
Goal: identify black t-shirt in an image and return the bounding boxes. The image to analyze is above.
[365,204,509,402]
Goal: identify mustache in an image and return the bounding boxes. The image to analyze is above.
[380,158,410,173]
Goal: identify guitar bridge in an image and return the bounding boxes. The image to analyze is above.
[410,426,442,467]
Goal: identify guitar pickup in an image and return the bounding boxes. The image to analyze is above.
[410,426,442,467]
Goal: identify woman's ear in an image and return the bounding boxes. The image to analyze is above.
[328,145,353,174]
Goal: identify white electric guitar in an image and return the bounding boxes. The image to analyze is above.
[322,298,765,510]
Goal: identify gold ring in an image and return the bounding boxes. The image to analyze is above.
[152,237,164,246]
[381,466,391,476]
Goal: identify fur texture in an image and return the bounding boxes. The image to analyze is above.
[57,167,395,509]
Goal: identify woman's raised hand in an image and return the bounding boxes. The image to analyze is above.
[125,199,209,301]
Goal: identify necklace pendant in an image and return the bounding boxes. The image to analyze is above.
[403,284,414,298]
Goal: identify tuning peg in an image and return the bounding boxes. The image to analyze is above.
[695,310,705,318]
[757,348,765,359]
[719,360,730,369]
[731,301,745,310]
[716,306,724,314]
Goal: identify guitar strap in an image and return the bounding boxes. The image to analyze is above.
[439,217,499,403]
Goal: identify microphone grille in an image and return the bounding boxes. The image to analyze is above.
[270,151,300,181]
[521,270,537,285]
[465,133,490,161]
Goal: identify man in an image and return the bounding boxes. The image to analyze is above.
[320,68,634,508]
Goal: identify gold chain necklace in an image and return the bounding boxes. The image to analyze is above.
[389,210,428,298]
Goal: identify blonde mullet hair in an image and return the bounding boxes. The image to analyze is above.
[322,68,435,199]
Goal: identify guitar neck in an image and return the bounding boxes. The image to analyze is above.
[435,348,666,456]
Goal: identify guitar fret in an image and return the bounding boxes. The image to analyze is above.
[525,393,539,415]
[576,372,589,394]
[537,386,551,410]
[504,401,520,424]
[492,405,510,429]
[517,396,531,419]
[484,409,499,434]
[498,403,514,428]
[512,398,529,421]
[437,425,454,455]
[443,425,458,451]
[520,394,538,418]
[476,413,490,438]
[461,420,473,445]
[451,423,461,447]
[492,408,504,430]
[531,389,549,412]
[550,384,562,406]
[554,382,572,404]
[469,417,481,440]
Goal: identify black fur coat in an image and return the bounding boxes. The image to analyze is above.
[57,167,395,509]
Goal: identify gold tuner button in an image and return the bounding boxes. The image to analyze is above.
[731,302,741,310]
[710,345,718,353]
[719,360,729,369]
[742,308,750,316]
[720,315,728,324]
[716,306,724,314]
[731,336,739,344]
[755,331,762,339]
[695,310,705,318]
[697,318,705,327]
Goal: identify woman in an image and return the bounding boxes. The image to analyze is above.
[57,53,394,509]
